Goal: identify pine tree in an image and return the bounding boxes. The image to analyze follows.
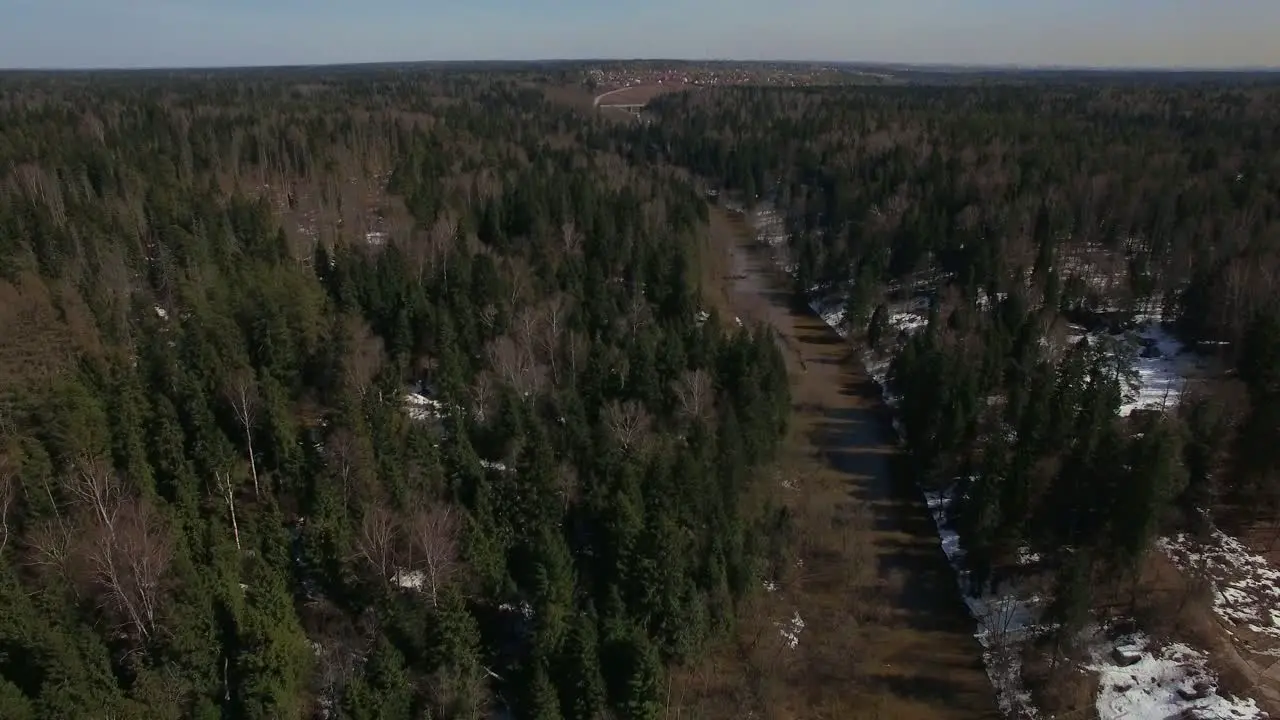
[621,631,663,720]
[558,607,606,720]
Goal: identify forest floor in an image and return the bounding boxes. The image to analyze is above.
[667,207,1000,719]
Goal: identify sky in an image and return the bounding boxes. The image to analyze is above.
[2,0,1278,70]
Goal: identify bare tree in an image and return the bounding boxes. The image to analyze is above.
[425,213,457,283]
[84,499,173,643]
[537,296,568,384]
[343,315,385,400]
[469,372,497,423]
[353,503,398,583]
[215,470,241,552]
[622,292,651,339]
[223,368,260,497]
[512,306,541,355]
[504,259,532,309]
[560,220,581,257]
[486,335,543,397]
[487,335,525,389]
[565,331,590,385]
[325,427,370,506]
[404,505,459,608]
[604,401,651,452]
[673,369,715,423]
[26,517,77,585]
[64,453,124,534]
[0,447,14,554]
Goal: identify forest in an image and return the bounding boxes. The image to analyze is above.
[0,70,792,719]
[626,81,1280,710]
[6,63,1280,719]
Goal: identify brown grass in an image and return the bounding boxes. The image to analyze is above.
[594,83,690,107]
[1022,641,1098,719]
[539,83,597,113]
[668,207,999,719]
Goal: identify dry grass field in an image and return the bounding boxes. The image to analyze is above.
[593,82,692,107]
[668,207,1000,719]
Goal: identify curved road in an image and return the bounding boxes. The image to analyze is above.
[592,87,629,107]
[718,210,1001,718]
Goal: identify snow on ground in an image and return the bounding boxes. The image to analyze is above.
[393,569,426,591]
[1116,321,1199,417]
[403,392,445,421]
[1088,631,1264,719]
[1160,529,1280,650]
[740,204,1257,716]
[926,486,1046,719]
[776,611,805,650]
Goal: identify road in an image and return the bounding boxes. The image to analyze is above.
[591,86,632,107]
[717,209,1001,719]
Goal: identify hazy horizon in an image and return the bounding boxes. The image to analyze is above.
[3,0,1279,71]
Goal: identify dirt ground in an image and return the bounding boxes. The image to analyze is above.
[668,208,999,719]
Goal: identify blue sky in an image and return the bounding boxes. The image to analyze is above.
[2,0,1277,69]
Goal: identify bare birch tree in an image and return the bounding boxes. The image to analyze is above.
[486,335,544,397]
[64,453,124,534]
[537,296,568,385]
[505,258,532,310]
[604,401,651,452]
[26,517,77,586]
[0,447,14,554]
[223,368,260,497]
[353,503,398,583]
[84,499,173,643]
[623,292,651,339]
[469,372,496,423]
[405,505,459,608]
[673,369,714,422]
[215,470,241,552]
[565,331,590,385]
[426,213,457,283]
[325,427,371,506]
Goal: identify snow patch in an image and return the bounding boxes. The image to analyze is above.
[403,392,445,421]
[1116,321,1197,417]
[926,486,1046,719]
[776,611,805,650]
[1088,631,1264,719]
[1159,529,1280,646]
[393,569,426,591]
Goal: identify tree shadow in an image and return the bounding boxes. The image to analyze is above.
[871,673,1003,718]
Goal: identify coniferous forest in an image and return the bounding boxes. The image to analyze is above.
[628,81,1280,696]
[0,70,791,719]
[5,65,1280,718]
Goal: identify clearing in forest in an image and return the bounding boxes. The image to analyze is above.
[667,207,999,719]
